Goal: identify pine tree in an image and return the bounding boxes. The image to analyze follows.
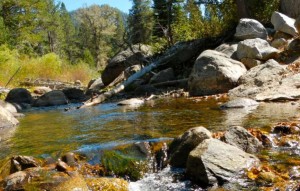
[128,0,154,44]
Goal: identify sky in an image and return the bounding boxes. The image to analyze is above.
[60,0,133,13]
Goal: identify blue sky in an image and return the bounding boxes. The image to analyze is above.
[60,0,132,13]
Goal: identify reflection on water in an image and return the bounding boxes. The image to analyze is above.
[0,98,299,160]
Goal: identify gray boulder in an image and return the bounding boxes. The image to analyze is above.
[117,98,145,106]
[5,88,33,105]
[236,38,279,61]
[186,139,259,186]
[0,105,19,128]
[221,126,263,153]
[101,45,152,86]
[228,59,300,101]
[221,98,259,109]
[168,126,212,167]
[33,90,68,107]
[150,68,175,84]
[188,50,247,96]
[214,43,238,58]
[271,11,298,37]
[235,18,268,40]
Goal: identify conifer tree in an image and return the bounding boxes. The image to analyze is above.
[128,0,154,44]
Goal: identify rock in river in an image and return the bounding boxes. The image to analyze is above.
[168,126,212,167]
[221,98,259,109]
[221,126,263,153]
[186,138,259,186]
[0,105,19,129]
[117,98,145,106]
[33,90,68,107]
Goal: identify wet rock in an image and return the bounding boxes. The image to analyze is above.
[10,156,39,173]
[214,43,238,58]
[272,122,300,134]
[62,88,87,103]
[186,138,259,186]
[235,18,268,40]
[56,160,70,172]
[101,44,152,86]
[5,88,33,105]
[220,98,259,109]
[221,126,263,153]
[61,152,77,167]
[0,105,19,129]
[32,86,52,95]
[169,126,212,167]
[236,38,279,61]
[271,11,298,37]
[3,171,29,191]
[134,142,151,157]
[117,98,144,106]
[86,177,128,191]
[188,50,247,96]
[150,68,175,84]
[241,58,262,69]
[33,90,68,107]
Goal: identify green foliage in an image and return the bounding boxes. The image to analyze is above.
[0,45,97,87]
[128,0,154,44]
[247,0,280,24]
[83,49,95,68]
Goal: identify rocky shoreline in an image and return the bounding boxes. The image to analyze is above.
[1,10,300,190]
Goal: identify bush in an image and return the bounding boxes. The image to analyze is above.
[0,46,98,87]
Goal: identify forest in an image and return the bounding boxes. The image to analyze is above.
[0,0,283,86]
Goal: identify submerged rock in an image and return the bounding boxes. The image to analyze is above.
[221,98,259,109]
[186,139,259,186]
[188,50,247,96]
[117,98,145,106]
[86,177,128,191]
[168,126,212,167]
[221,126,263,153]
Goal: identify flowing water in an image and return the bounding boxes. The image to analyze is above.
[1,97,300,189]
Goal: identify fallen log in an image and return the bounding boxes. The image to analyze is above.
[80,37,228,108]
[151,78,188,88]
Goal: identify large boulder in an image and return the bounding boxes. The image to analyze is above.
[5,88,33,105]
[235,18,268,40]
[168,126,212,167]
[221,126,263,153]
[271,11,298,37]
[188,50,247,96]
[186,139,259,186]
[0,105,19,128]
[228,59,298,101]
[101,45,152,86]
[149,68,175,84]
[236,38,279,61]
[33,90,68,107]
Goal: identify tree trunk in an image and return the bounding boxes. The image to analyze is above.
[235,0,250,19]
[280,0,300,18]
